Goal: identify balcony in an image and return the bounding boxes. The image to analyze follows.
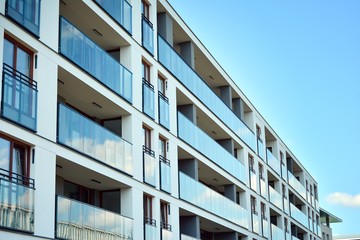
[260,177,267,199]
[94,0,132,34]
[0,169,35,233]
[181,234,200,240]
[266,149,280,175]
[57,103,133,175]
[159,155,171,193]
[250,170,257,192]
[142,79,155,119]
[1,63,38,131]
[271,223,283,240]
[143,146,156,187]
[290,203,308,228]
[252,212,259,234]
[288,171,306,200]
[292,236,301,240]
[178,112,247,184]
[161,223,172,240]
[257,138,265,159]
[144,218,156,240]
[142,16,154,55]
[5,0,40,36]
[158,92,170,130]
[269,186,283,210]
[281,164,287,181]
[159,36,256,151]
[262,217,269,238]
[179,172,248,228]
[59,17,133,103]
[56,195,133,239]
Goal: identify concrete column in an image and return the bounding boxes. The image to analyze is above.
[233,98,244,120]
[219,85,232,108]
[179,158,198,181]
[224,184,236,202]
[178,104,197,125]
[179,41,195,69]
[215,232,238,240]
[157,12,173,46]
[180,215,200,239]
[216,139,234,155]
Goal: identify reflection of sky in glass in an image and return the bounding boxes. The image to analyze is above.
[179,172,248,228]
[58,104,133,175]
[0,138,10,170]
[57,196,133,239]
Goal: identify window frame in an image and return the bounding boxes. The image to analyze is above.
[0,133,31,182]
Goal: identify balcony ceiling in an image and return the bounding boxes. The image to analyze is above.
[179,208,234,233]
[56,156,129,191]
[58,67,129,119]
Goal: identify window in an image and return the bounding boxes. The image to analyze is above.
[64,180,92,204]
[280,151,284,165]
[141,0,150,20]
[143,125,151,149]
[0,135,30,181]
[144,194,154,221]
[256,125,261,139]
[249,154,255,173]
[259,164,264,179]
[158,75,166,95]
[260,202,266,220]
[159,137,166,159]
[282,184,287,199]
[251,196,257,214]
[3,37,32,77]
[160,201,170,227]
[142,60,151,83]
[284,218,289,232]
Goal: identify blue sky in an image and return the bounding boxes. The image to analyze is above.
[168,0,360,235]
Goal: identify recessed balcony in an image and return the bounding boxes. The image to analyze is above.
[59,17,133,103]
[159,36,256,151]
[178,112,246,184]
[94,0,132,34]
[57,103,133,175]
[56,195,133,239]
[5,0,40,36]
[179,172,248,228]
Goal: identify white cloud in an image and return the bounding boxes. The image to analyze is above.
[326,192,360,207]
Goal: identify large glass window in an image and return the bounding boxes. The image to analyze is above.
[3,37,32,77]
[143,194,153,219]
[0,135,30,180]
[160,201,170,225]
[143,125,151,149]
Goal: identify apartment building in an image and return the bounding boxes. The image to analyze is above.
[320,209,342,240]
[0,0,322,239]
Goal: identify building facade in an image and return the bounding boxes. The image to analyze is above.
[320,208,342,240]
[0,0,322,239]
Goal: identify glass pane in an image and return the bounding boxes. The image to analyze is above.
[16,47,31,77]
[3,39,14,68]
[0,138,11,171]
